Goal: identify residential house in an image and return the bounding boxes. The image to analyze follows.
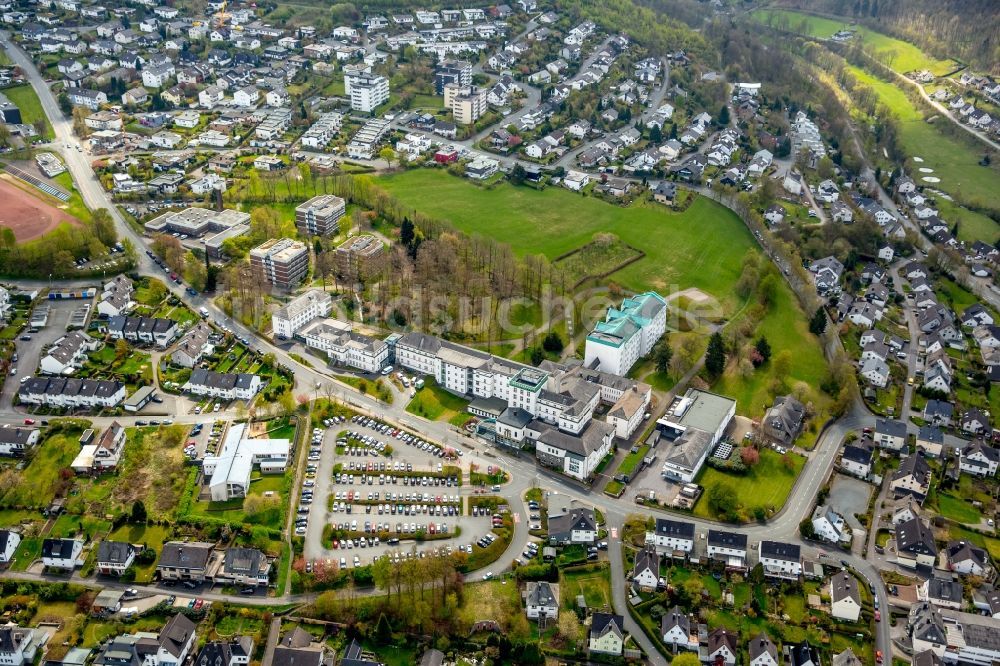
[916,426,945,458]
[758,541,802,579]
[156,541,215,581]
[217,547,270,587]
[631,548,660,592]
[0,427,40,457]
[95,540,135,576]
[918,576,964,610]
[945,540,991,577]
[830,572,862,621]
[874,418,907,452]
[41,538,83,570]
[896,517,938,569]
[961,440,1000,477]
[841,442,873,478]
[588,612,625,656]
[646,518,695,554]
[661,607,696,652]
[811,505,850,544]
[0,530,22,565]
[705,628,738,666]
[706,530,748,570]
[923,400,954,427]
[961,408,991,436]
[524,581,558,620]
[890,455,932,502]
[749,634,779,666]
[762,395,805,446]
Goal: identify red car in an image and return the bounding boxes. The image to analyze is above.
[23,418,35,425]
[875,610,881,622]
[875,650,883,664]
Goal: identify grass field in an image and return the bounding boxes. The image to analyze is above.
[845,65,1000,235]
[714,285,830,418]
[379,170,754,311]
[694,448,806,522]
[66,426,189,521]
[560,565,612,612]
[0,426,84,507]
[750,9,957,74]
[380,170,829,418]
[934,493,981,524]
[2,85,54,139]
[406,378,471,421]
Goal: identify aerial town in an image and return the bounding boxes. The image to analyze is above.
[0,0,997,663]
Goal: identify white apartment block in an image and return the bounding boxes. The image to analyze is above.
[584,292,667,376]
[271,289,332,339]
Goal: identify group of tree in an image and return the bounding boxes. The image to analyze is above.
[0,207,123,278]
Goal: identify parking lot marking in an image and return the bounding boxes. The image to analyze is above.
[513,512,520,524]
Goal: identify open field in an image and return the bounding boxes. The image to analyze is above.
[406,378,470,422]
[0,175,81,242]
[0,424,85,507]
[66,425,189,521]
[380,170,829,418]
[693,448,806,522]
[714,285,830,418]
[379,170,754,311]
[750,9,957,74]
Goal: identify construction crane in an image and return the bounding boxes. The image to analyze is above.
[211,0,229,28]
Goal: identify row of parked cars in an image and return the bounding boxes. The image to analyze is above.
[350,415,460,459]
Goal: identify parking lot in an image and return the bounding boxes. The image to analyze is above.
[1,298,78,408]
[301,415,502,568]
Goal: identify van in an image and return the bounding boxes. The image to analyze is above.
[199,307,210,318]
[381,366,393,375]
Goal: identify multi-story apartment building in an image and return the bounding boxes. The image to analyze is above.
[584,291,667,376]
[249,238,309,289]
[295,195,346,237]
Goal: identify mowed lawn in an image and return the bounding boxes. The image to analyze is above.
[845,66,1000,237]
[751,9,957,74]
[379,170,754,310]
[694,448,806,521]
[714,285,830,418]
[1,85,53,139]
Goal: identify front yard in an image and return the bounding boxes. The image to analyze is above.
[694,448,806,522]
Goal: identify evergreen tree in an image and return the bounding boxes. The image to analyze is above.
[754,336,771,364]
[705,332,726,377]
[717,104,730,126]
[654,338,673,374]
[809,307,828,336]
[130,500,147,524]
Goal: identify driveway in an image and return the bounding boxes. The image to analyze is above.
[828,473,874,531]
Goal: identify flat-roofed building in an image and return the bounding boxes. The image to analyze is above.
[335,234,385,282]
[202,422,289,501]
[657,388,736,483]
[295,195,345,237]
[249,238,309,289]
[145,207,250,238]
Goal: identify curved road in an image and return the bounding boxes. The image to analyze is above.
[0,31,900,663]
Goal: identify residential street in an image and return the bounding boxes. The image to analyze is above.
[0,31,912,663]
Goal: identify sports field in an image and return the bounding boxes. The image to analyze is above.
[751,9,957,75]
[0,175,80,242]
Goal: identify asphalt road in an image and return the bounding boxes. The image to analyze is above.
[0,32,909,662]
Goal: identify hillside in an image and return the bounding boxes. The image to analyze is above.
[772,0,1000,73]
